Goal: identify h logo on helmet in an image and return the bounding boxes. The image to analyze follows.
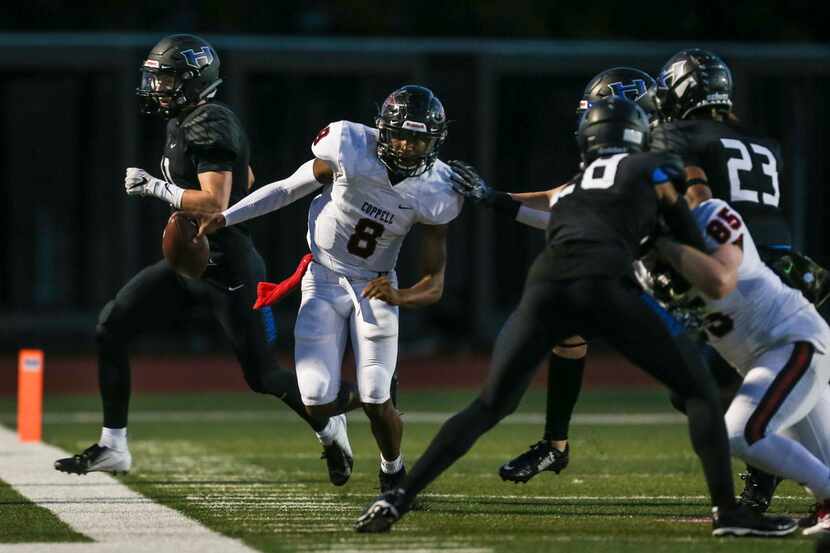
[181,47,215,69]
[608,79,647,102]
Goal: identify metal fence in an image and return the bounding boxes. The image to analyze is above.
[3,34,829,352]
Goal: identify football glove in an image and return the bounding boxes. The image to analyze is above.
[769,252,830,307]
[448,160,498,204]
[124,167,184,208]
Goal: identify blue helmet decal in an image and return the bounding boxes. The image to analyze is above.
[607,79,647,102]
[181,46,215,69]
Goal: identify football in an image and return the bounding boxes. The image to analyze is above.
[162,213,209,279]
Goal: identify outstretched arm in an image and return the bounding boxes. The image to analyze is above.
[448,160,557,230]
[363,224,448,308]
[189,158,332,238]
[656,238,741,300]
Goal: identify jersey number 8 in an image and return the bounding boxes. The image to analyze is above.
[347,218,385,258]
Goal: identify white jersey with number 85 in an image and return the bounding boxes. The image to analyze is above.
[692,198,830,371]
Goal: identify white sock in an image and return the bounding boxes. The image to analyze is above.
[380,454,403,474]
[99,427,127,450]
[315,418,336,446]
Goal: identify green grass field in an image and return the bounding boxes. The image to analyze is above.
[0,390,819,552]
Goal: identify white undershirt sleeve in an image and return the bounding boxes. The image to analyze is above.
[515,205,551,230]
[222,159,323,227]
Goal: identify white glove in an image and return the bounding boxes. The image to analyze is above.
[124,167,185,208]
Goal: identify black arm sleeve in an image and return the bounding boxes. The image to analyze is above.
[490,191,521,219]
[661,199,708,252]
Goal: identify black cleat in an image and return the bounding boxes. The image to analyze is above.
[54,443,131,475]
[321,445,353,486]
[379,466,406,493]
[737,466,782,513]
[355,488,407,533]
[318,414,353,486]
[499,442,569,483]
[712,504,797,537]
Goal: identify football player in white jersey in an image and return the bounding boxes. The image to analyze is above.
[189,85,463,492]
[653,181,830,536]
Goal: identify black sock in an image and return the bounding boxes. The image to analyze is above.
[260,369,329,432]
[543,354,585,442]
[403,398,498,506]
[99,342,131,429]
[685,396,736,509]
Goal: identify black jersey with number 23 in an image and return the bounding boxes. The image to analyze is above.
[651,119,789,247]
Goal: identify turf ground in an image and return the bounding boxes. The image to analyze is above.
[0,390,819,552]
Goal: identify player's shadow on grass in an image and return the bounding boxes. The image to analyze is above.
[419,497,701,518]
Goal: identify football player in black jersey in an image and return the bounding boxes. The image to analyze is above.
[496,68,661,483]
[355,97,796,536]
[54,34,355,486]
[651,48,830,519]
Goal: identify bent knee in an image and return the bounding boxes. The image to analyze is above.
[552,335,587,359]
[96,300,121,343]
[362,400,393,419]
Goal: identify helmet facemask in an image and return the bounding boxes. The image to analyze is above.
[376,122,445,178]
[137,68,187,117]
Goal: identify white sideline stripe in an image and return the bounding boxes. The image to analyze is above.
[0,425,258,553]
[0,411,687,426]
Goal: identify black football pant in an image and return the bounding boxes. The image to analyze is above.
[96,249,325,431]
[403,266,735,509]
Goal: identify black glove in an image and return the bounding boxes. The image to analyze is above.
[448,160,518,216]
[448,160,496,203]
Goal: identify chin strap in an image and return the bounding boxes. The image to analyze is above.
[253,254,314,310]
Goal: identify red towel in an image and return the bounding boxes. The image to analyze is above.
[253,254,313,310]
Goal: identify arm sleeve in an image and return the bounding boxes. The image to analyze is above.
[660,198,708,252]
[515,205,551,230]
[222,160,323,227]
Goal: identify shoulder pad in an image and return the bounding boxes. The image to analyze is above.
[182,103,244,155]
[311,121,345,168]
[694,199,746,252]
[650,121,690,155]
[415,160,464,225]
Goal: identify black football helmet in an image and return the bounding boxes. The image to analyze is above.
[576,67,659,130]
[375,85,448,178]
[657,49,733,120]
[576,96,649,163]
[137,34,223,117]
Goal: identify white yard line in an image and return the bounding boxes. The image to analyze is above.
[0,425,258,553]
[0,411,686,426]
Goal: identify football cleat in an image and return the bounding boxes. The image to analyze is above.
[354,488,407,533]
[320,414,353,486]
[799,502,820,528]
[54,443,131,475]
[737,466,782,513]
[712,504,797,537]
[379,466,406,493]
[499,442,569,483]
[802,500,830,535]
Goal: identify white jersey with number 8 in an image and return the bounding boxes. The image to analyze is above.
[692,198,830,371]
[308,120,462,277]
